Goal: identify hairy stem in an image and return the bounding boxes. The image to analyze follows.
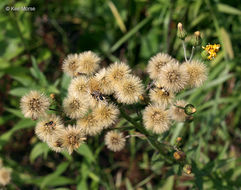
[182,40,188,62]
[189,46,195,61]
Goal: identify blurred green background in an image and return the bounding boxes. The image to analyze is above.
[0,0,241,189]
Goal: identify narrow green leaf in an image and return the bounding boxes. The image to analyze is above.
[110,17,152,53]
[76,144,95,163]
[30,142,49,163]
[220,28,234,59]
[217,3,241,15]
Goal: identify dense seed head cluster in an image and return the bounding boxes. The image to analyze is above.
[20,49,208,154]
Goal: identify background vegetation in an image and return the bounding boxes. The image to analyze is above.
[0,0,241,189]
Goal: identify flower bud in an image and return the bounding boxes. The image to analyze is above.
[177,22,187,40]
[174,137,183,148]
[191,31,201,46]
[139,95,145,101]
[183,164,192,174]
[201,50,209,60]
[50,94,55,99]
[184,104,196,115]
[173,151,186,161]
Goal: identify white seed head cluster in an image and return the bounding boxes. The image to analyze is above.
[19,50,207,154]
[62,51,100,77]
[105,131,126,152]
[35,114,64,142]
[146,53,208,125]
[143,105,170,134]
[20,90,50,120]
[0,161,11,186]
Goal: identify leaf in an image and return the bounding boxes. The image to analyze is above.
[76,144,95,164]
[40,162,70,188]
[30,142,49,163]
[108,1,126,33]
[220,28,234,59]
[11,75,34,86]
[9,87,30,97]
[30,56,48,86]
[5,107,24,118]
[160,175,174,190]
[110,17,152,53]
[0,119,35,143]
[217,3,241,15]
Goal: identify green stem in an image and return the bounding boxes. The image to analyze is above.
[189,46,195,61]
[174,104,185,110]
[182,40,188,62]
[119,107,174,164]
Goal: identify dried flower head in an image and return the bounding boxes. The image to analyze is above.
[182,60,207,88]
[35,114,64,142]
[158,62,188,92]
[47,136,65,152]
[20,90,50,120]
[95,68,114,95]
[143,104,170,134]
[68,75,89,96]
[147,53,174,80]
[62,53,81,77]
[149,84,174,108]
[114,75,144,104]
[0,167,11,186]
[106,62,131,85]
[93,103,119,128]
[63,96,88,119]
[173,151,186,161]
[86,77,107,108]
[77,112,102,136]
[105,131,126,152]
[61,125,86,154]
[170,100,188,122]
[76,51,100,75]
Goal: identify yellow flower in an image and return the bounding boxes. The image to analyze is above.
[202,44,221,60]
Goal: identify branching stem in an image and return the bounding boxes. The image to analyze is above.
[182,40,188,62]
[189,46,195,61]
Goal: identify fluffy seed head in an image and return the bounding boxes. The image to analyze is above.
[76,51,100,75]
[114,75,144,104]
[143,104,170,134]
[61,125,86,154]
[158,62,188,92]
[77,112,103,136]
[63,96,88,119]
[93,102,119,128]
[95,68,115,95]
[0,167,11,186]
[62,54,81,77]
[147,53,174,80]
[47,136,65,153]
[35,114,64,142]
[106,62,131,85]
[105,131,126,152]
[182,60,207,88]
[170,100,188,122]
[20,90,50,120]
[149,83,174,108]
[68,75,89,96]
